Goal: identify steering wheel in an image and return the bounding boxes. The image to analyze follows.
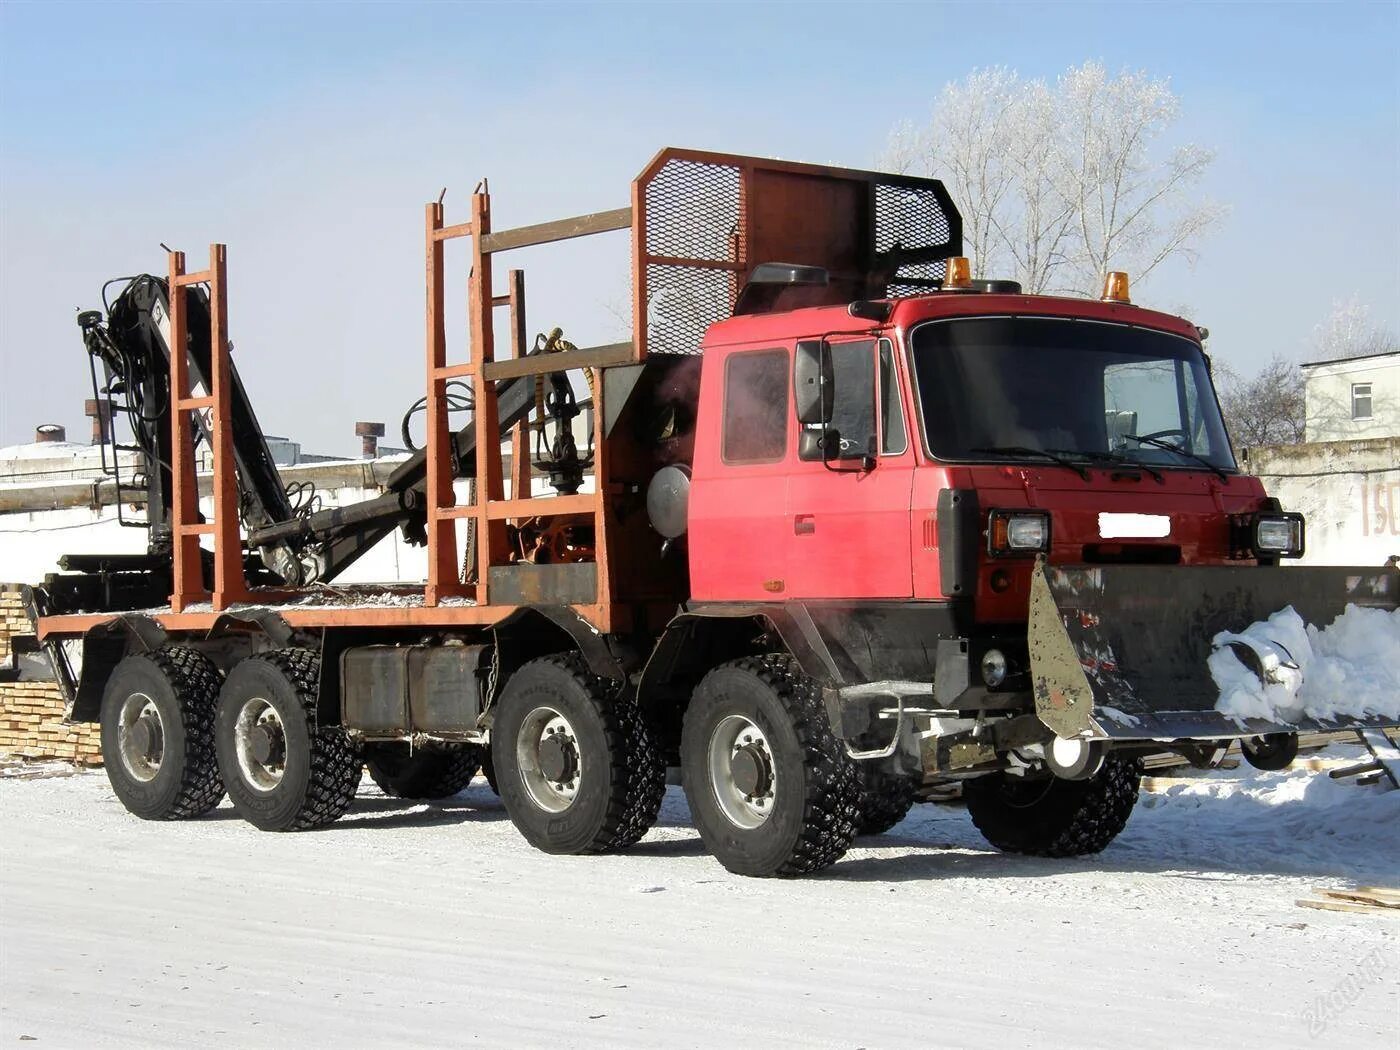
[1134,428,1187,449]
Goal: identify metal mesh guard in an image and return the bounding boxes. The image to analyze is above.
[875,182,953,298]
[643,158,742,355]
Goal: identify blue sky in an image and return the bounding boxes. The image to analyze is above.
[2,0,1397,454]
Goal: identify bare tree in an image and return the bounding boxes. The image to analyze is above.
[882,62,1225,297]
[1215,356,1306,449]
[1311,296,1398,361]
[879,68,1020,280]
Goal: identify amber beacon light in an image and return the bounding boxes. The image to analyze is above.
[944,256,972,290]
[1101,271,1131,303]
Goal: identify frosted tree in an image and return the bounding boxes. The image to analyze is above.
[882,62,1226,297]
[1311,296,1398,361]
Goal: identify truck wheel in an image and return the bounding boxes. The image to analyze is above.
[680,655,860,877]
[214,649,360,831]
[963,754,1141,858]
[99,647,225,820]
[364,743,481,799]
[855,766,917,836]
[492,653,664,854]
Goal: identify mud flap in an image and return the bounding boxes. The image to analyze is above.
[1028,560,1400,741]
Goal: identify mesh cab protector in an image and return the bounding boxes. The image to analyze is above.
[633,149,962,355]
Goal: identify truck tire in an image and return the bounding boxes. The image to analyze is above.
[99,647,225,820]
[492,653,664,854]
[681,655,860,877]
[855,766,917,836]
[364,743,481,799]
[214,649,360,831]
[963,754,1141,858]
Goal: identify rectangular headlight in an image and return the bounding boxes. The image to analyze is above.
[1254,513,1305,558]
[989,510,1050,555]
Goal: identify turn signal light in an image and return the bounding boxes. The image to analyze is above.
[1101,271,1131,303]
[945,257,972,290]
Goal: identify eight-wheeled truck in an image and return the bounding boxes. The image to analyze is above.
[22,148,1400,876]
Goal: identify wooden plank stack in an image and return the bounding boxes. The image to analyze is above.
[0,587,102,765]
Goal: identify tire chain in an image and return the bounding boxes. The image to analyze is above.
[148,646,225,819]
[854,765,917,836]
[365,745,482,799]
[728,654,861,876]
[537,652,665,853]
[258,648,361,830]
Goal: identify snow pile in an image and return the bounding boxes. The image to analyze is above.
[1210,603,1400,724]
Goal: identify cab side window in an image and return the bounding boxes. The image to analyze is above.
[879,339,907,455]
[722,348,789,463]
[800,339,876,460]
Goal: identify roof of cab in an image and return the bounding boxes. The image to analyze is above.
[701,292,1201,349]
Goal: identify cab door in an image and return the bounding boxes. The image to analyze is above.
[687,344,795,601]
[783,338,915,598]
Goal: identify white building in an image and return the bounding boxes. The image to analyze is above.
[1301,350,1398,443]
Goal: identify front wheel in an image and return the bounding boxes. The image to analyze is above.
[681,655,859,877]
[963,754,1141,857]
[492,653,664,855]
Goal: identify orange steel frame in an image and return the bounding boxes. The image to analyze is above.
[37,187,638,641]
[167,245,250,613]
[35,146,876,642]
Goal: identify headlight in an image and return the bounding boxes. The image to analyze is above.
[1253,513,1305,558]
[988,510,1050,555]
[980,649,1008,687]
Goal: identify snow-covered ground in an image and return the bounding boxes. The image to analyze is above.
[2,754,1396,1049]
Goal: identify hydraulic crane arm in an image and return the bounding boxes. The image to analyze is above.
[82,275,557,588]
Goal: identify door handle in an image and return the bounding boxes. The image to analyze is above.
[794,514,816,535]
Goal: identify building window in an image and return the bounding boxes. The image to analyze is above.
[722,349,788,463]
[1352,382,1373,420]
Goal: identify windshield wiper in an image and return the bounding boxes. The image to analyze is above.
[1122,434,1229,481]
[968,445,1091,480]
[1047,448,1165,484]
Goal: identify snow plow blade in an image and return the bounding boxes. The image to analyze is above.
[1027,561,1400,741]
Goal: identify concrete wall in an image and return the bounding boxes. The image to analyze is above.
[1245,436,1400,566]
[1302,353,1399,443]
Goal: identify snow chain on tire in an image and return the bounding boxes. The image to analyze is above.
[101,646,226,820]
[272,648,359,830]
[553,652,665,853]
[964,753,1142,858]
[854,764,917,836]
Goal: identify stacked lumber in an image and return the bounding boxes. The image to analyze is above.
[0,587,103,765]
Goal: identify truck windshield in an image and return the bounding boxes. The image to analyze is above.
[907,316,1236,472]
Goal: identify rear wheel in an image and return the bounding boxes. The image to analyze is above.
[681,655,859,877]
[99,647,224,820]
[214,649,360,831]
[364,743,481,799]
[492,653,664,855]
[855,765,917,836]
[963,754,1141,857]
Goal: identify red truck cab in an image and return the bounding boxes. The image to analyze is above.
[689,289,1274,625]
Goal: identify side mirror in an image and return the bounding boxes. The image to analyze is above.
[794,339,833,425]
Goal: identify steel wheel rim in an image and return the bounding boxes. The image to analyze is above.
[234,697,287,792]
[516,706,582,813]
[708,714,776,829]
[117,692,164,783]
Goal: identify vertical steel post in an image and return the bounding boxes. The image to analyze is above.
[207,244,248,610]
[423,202,460,605]
[166,251,203,612]
[469,192,505,602]
[507,269,531,502]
